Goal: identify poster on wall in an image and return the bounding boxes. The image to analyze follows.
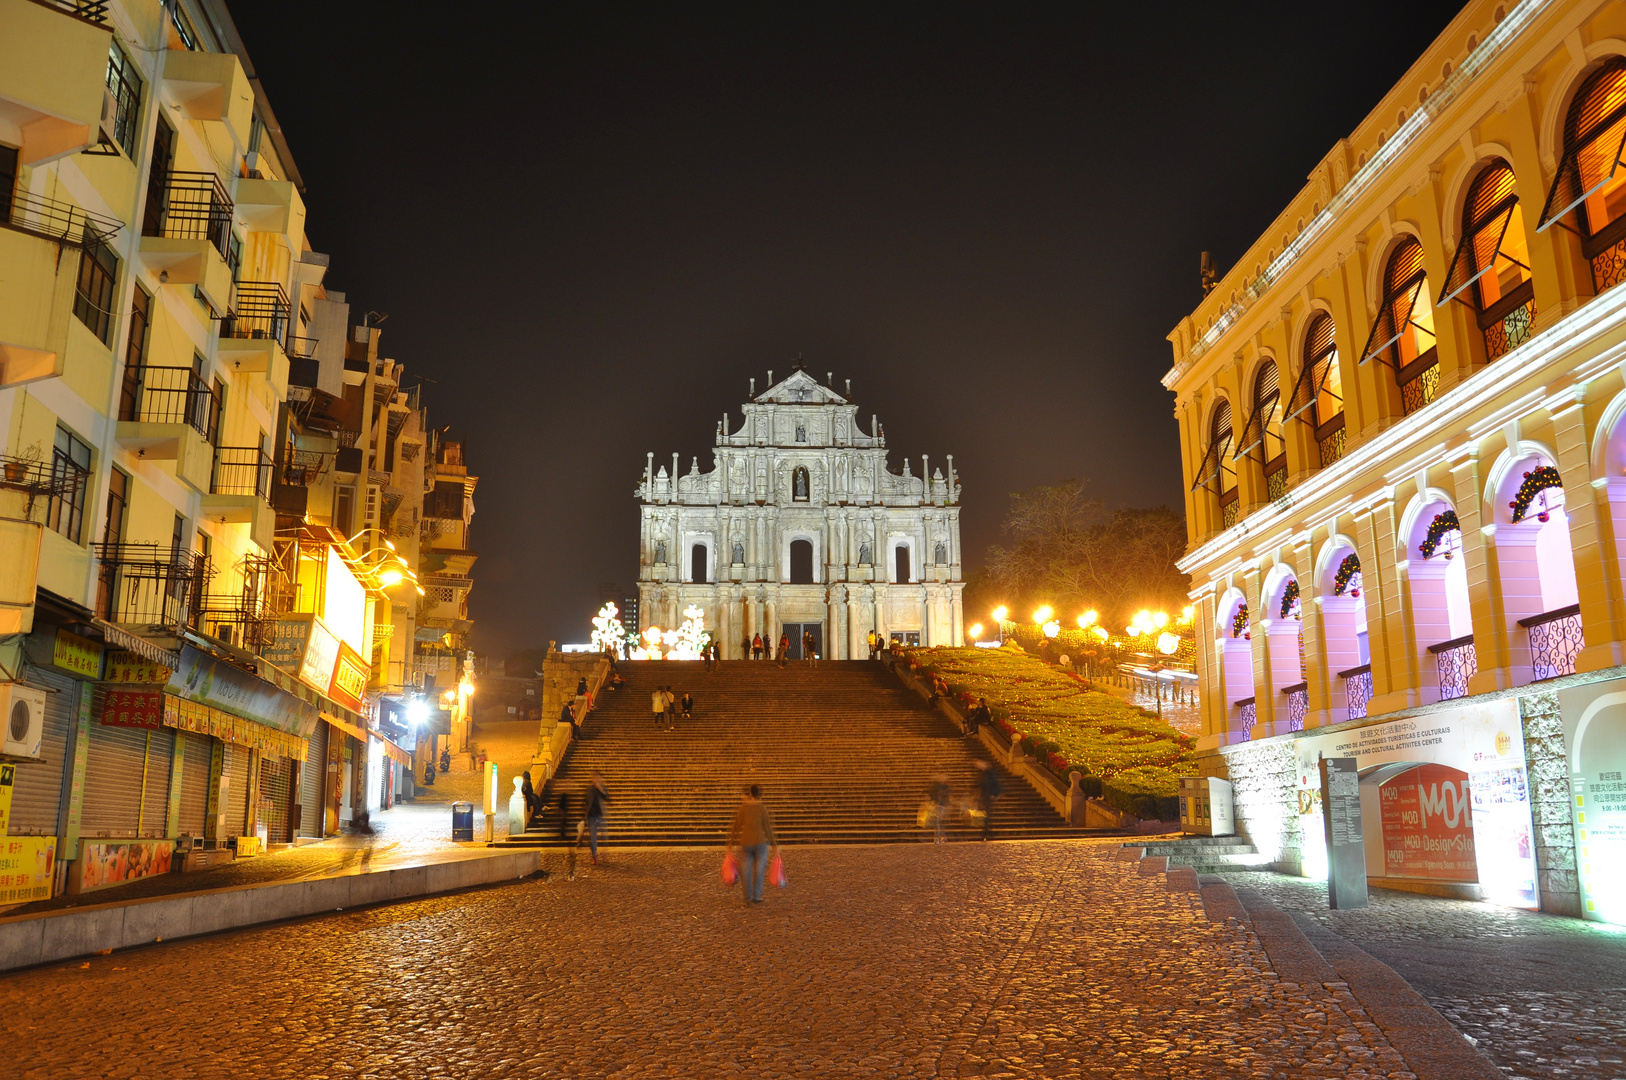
[1556,680,1626,923]
[0,837,56,903]
[78,842,173,891]
[1379,763,1477,881]
[1293,699,1538,908]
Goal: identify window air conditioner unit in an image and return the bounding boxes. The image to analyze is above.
[98,88,119,147]
[2,683,46,759]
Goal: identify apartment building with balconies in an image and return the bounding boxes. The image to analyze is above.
[0,0,469,899]
[1168,0,1626,924]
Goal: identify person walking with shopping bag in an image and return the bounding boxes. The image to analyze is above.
[727,784,778,904]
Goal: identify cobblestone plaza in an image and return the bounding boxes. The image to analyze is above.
[0,842,1529,1080]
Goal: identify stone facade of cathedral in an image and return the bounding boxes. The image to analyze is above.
[635,369,965,658]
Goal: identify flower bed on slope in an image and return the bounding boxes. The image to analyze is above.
[907,645,1194,819]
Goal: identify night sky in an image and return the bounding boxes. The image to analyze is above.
[229,2,1463,653]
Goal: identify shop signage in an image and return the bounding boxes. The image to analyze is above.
[328,641,369,713]
[52,628,102,679]
[168,645,319,738]
[103,651,172,684]
[99,687,165,728]
[1294,699,1537,909]
[0,836,55,904]
[0,763,12,833]
[1320,757,1367,909]
[261,614,348,699]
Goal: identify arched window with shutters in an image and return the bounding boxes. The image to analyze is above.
[1537,57,1626,291]
[1442,161,1535,361]
[1191,399,1237,527]
[1284,313,1345,467]
[1360,238,1438,414]
[1236,361,1286,500]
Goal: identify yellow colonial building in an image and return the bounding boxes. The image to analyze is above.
[0,0,471,903]
[1169,0,1626,922]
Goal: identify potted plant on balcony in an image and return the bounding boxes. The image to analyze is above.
[3,442,42,484]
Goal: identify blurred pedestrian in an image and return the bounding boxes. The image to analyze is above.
[778,633,790,668]
[557,791,571,841]
[974,760,1002,842]
[578,771,610,864]
[867,629,878,660]
[663,685,677,730]
[651,684,666,730]
[752,633,764,660]
[802,630,816,666]
[704,642,715,672]
[928,774,952,843]
[727,784,778,904]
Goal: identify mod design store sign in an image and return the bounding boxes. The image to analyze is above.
[1293,699,1538,909]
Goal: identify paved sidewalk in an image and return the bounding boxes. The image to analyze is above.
[0,841,1462,1078]
[1218,870,1626,1080]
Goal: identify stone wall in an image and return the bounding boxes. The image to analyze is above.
[1211,738,1303,874]
[1518,691,1582,918]
[538,652,605,752]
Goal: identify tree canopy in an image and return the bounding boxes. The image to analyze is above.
[983,480,1189,627]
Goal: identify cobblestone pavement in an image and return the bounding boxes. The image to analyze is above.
[1,842,1444,1079]
[1220,871,1626,1080]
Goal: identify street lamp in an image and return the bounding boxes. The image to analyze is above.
[991,606,1009,644]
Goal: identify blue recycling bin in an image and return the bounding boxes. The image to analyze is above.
[451,801,474,842]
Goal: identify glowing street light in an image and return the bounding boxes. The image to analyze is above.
[1032,605,1053,624]
[379,567,405,587]
[1042,620,1061,638]
[1077,610,1098,629]
[968,622,984,641]
[991,606,1008,623]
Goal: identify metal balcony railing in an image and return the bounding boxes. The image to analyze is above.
[92,544,210,628]
[1340,664,1372,720]
[42,1,109,21]
[285,336,318,360]
[196,553,289,650]
[1428,635,1477,700]
[1281,682,1308,732]
[1521,604,1584,681]
[119,366,220,442]
[211,447,272,499]
[0,189,122,248]
[278,449,331,487]
[1235,696,1256,740]
[221,281,289,344]
[141,170,233,258]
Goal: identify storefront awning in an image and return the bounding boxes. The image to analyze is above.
[376,736,412,767]
[255,657,368,734]
[323,711,369,745]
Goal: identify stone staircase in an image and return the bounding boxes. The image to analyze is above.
[502,659,1108,846]
[1134,834,1272,873]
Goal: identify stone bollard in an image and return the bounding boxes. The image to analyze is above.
[1066,771,1086,826]
[1008,737,1025,769]
[509,775,527,836]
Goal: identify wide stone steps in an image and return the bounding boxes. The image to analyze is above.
[501,659,1108,846]
[1136,835,1269,872]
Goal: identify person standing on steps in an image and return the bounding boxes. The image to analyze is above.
[778,632,790,668]
[652,684,667,730]
[664,685,677,730]
[578,771,610,864]
[802,629,816,667]
[704,642,715,672]
[727,784,778,904]
[928,774,952,843]
[752,633,764,661]
[974,760,1002,842]
[867,629,878,660]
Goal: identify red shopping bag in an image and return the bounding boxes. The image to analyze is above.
[721,851,738,885]
[769,852,787,888]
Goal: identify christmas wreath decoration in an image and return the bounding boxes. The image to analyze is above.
[1231,603,1250,639]
[1279,579,1300,620]
[1418,510,1460,559]
[1333,554,1361,597]
[1509,465,1562,524]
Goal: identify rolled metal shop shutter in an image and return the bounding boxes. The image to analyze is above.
[259,754,292,844]
[7,669,76,836]
[138,727,174,838]
[177,732,212,838]
[298,721,327,838]
[223,743,251,838]
[79,718,150,840]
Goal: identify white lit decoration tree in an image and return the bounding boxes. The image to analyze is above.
[625,606,710,660]
[590,602,625,657]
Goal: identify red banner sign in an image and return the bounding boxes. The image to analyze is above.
[100,687,165,729]
[1380,762,1477,881]
[327,641,369,713]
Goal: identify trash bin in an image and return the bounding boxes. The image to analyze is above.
[451,801,474,842]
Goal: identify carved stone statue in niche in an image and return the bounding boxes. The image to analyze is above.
[858,542,871,565]
[795,423,806,443]
[655,540,667,563]
[934,542,947,564]
[732,540,744,564]
[793,466,809,501]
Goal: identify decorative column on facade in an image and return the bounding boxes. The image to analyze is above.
[1551,395,1624,671]
[1295,537,1330,729]
[828,586,844,660]
[1451,453,1511,696]
[1356,500,1413,715]
[1194,589,1224,751]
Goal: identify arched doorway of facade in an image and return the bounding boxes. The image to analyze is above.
[1216,588,1256,740]
[893,542,911,584]
[690,543,708,584]
[1491,451,1580,682]
[1402,493,1476,702]
[789,539,815,585]
[1262,565,1305,732]
[1318,539,1370,720]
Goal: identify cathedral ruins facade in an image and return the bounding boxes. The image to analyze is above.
[635,369,965,658]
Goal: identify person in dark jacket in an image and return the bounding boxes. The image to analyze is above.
[679,691,693,720]
[974,760,1002,842]
[521,770,544,829]
[560,701,578,739]
[928,775,952,844]
[578,772,610,864]
[966,698,991,738]
[727,784,778,904]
